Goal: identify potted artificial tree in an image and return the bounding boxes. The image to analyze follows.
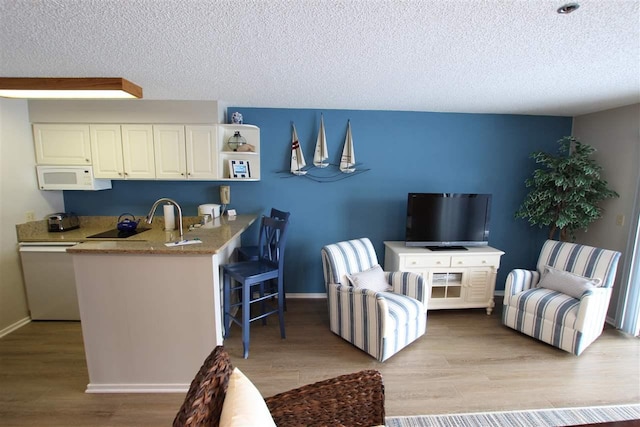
[515,136,618,241]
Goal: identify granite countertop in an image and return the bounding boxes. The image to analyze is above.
[16,214,258,255]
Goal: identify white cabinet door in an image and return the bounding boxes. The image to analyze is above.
[154,125,186,180]
[90,125,124,178]
[186,125,218,179]
[121,125,156,179]
[463,268,494,304]
[33,124,92,165]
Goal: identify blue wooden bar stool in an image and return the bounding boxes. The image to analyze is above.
[222,215,289,358]
[236,208,290,261]
[236,208,291,310]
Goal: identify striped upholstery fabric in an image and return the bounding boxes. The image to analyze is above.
[321,238,427,362]
[502,240,621,355]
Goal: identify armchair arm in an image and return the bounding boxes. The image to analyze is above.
[505,269,539,295]
[385,271,427,307]
[575,287,613,332]
[326,283,390,360]
[503,269,540,305]
[327,282,383,299]
[265,370,385,427]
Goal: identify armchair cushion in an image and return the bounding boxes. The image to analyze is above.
[538,265,601,299]
[511,287,579,326]
[347,264,392,292]
[220,368,276,427]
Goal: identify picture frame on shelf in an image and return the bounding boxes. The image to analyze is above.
[229,159,251,179]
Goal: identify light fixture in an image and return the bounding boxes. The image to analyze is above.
[0,77,143,99]
[557,3,580,14]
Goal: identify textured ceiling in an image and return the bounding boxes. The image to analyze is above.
[1,0,639,116]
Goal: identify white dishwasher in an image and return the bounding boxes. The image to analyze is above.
[19,242,80,320]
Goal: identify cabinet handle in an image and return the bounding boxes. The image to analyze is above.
[436,261,441,265]
[457,261,463,265]
[85,158,90,163]
[118,172,122,176]
[482,260,487,264]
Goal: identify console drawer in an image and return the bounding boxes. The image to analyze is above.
[403,255,451,268]
[451,255,501,268]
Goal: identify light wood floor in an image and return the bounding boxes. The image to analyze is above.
[0,299,638,426]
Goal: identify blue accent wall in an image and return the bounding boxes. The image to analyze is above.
[64,108,572,294]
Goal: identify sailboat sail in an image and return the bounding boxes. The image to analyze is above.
[313,114,329,168]
[290,123,307,175]
[340,120,356,173]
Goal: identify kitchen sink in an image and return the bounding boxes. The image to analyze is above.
[86,228,151,239]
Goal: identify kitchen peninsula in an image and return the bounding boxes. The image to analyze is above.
[65,214,257,393]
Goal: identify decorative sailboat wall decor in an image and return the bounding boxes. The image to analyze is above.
[290,123,307,176]
[339,120,356,173]
[281,116,369,182]
[313,114,329,168]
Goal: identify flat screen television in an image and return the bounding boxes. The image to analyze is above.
[405,193,492,250]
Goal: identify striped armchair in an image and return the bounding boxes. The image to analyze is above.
[321,238,427,362]
[502,240,621,355]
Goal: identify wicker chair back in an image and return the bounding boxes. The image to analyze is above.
[173,346,233,427]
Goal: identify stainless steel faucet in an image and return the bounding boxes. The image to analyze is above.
[146,198,184,241]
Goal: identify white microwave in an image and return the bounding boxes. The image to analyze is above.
[36,166,112,191]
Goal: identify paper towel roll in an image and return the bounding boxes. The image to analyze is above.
[163,204,175,231]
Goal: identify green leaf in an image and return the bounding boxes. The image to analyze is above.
[515,136,619,241]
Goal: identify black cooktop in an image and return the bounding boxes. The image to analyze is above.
[87,228,151,239]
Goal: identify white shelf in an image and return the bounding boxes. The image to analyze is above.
[217,124,260,181]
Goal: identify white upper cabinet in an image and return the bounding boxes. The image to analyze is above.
[90,125,124,178]
[91,124,155,179]
[154,125,186,180]
[158,124,259,181]
[33,124,92,165]
[154,125,218,180]
[33,123,260,181]
[121,125,156,179]
[186,125,218,179]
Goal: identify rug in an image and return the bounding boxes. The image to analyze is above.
[386,404,640,427]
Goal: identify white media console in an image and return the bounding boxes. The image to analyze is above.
[383,241,505,315]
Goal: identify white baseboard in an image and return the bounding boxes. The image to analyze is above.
[86,383,189,393]
[0,316,31,339]
[286,293,326,299]
[287,293,505,300]
[287,293,506,300]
